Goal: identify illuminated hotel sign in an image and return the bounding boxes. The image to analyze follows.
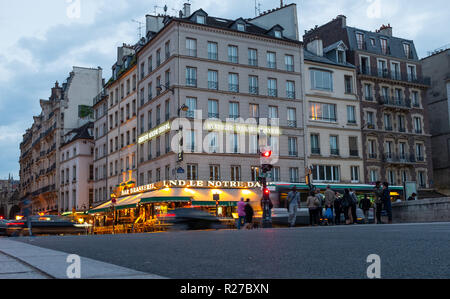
[121,180,262,196]
[204,120,281,136]
[138,121,171,144]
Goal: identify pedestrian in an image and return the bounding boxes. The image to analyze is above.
[315,189,325,225]
[244,199,254,229]
[21,197,33,236]
[324,186,335,225]
[236,198,246,230]
[334,192,342,225]
[382,182,393,224]
[407,193,417,201]
[342,189,353,225]
[287,186,300,228]
[373,181,383,224]
[350,189,358,224]
[306,191,320,226]
[360,195,371,224]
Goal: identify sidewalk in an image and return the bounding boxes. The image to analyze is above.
[0,238,166,279]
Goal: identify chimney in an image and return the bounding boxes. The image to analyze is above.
[377,24,393,37]
[183,3,191,17]
[336,15,346,28]
[306,37,324,57]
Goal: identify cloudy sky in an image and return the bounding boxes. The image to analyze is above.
[0,0,448,179]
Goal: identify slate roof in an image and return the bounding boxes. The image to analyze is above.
[61,122,94,148]
[304,49,355,69]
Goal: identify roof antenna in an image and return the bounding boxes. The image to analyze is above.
[255,0,262,16]
[281,0,284,7]
[131,19,144,40]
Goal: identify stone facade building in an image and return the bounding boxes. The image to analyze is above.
[304,16,433,188]
[422,48,450,195]
[19,67,103,214]
[303,39,364,184]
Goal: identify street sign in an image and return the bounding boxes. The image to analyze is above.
[177,167,185,174]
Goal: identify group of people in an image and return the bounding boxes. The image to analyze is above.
[287,182,394,227]
[236,198,255,229]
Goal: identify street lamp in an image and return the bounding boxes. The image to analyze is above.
[177,104,189,162]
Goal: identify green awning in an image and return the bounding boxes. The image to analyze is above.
[140,196,192,204]
[192,201,238,207]
[88,194,142,214]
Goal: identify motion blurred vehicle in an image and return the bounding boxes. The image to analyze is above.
[0,219,25,236]
[2,215,88,237]
[271,207,369,226]
[158,208,225,230]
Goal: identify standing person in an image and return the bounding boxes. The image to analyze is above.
[342,189,353,225]
[373,182,383,224]
[236,198,246,230]
[382,182,393,224]
[407,193,417,201]
[334,192,342,225]
[315,189,324,225]
[324,186,336,225]
[287,187,300,228]
[244,199,254,229]
[306,191,320,226]
[350,189,358,224]
[360,195,372,224]
[21,197,33,236]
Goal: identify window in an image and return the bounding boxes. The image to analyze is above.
[231,166,241,181]
[148,82,153,101]
[208,70,218,90]
[228,45,238,63]
[330,136,339,156]
[148,56,153,73]
[347,106,356,124]
[407,65,417,81]
[187,164,198,180]
[156,49,161,67]
[286,81,295,99]
[312,165,340,182]
[165,41,170,60]
[186,130,196,152]
[249,76,259,95]
[249,134,258,154]
[251,167,260,182]
[418,171,426,188]
[412,91,420,107]
[364,84,373,101]
[368,139,377,159]
[248,49,258,66]
[399,142,407,160]
[391,62,401,80]
[311,69,333,91]
[388,170,395,186]
[237,23,245,32]
[414,117,422,134]
[384,114,393,131]
[288,137,297,156]
[344,76,353,93]
[267,78,277,97]
[249,104,259,119]
[269,106,278,119]
[271,167,280,182]
[186,97,197,119]
[267,52,276,69]
[378,60,388,77]
[268,135,279,155]
[287,108,297,127]
[311,134,320,155]
[349,137,358,157]
[197,15,206,24]
[398,115,406,132]
[186,67,197,87]
[310,102,336,122]
[289,168,299,183]
[403,43,411,58]
[228,73,239,92]
[210,165,220,180]
[274,30,282,38]
[385,141,394,159]
[186,38,197,57]
[351,166,359,183]
[416,144,424,161]
[208,132,219,153]
[370,169,378,183]
[229,102,239,119]
[228,133,240,154]
[208,99,219,119]
[367,111,375,129]
[204,42,217,61]
[337,50,345,64]
[285,55,294,71]
[356,33,364,49]
[380,38,388,54]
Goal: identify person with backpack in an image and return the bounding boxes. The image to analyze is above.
[287,186,300,228]
[359,195,372,224]
[306,191,320,226]
[324,186,335,225]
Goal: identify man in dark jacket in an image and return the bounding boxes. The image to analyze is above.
[382,182,392,224]
[334,192,342,225]
[360,195,372,224]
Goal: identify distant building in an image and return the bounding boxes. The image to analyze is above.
[421,48,450,195]
[0,175,19,219]
[304,16,433,188]
[19,67,103,215]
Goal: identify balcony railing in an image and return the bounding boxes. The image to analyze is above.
[311,148,321,155]
[350,150,359,157]
[287,120,297,128]
[249,86,259,95]
[248,59,258,67]
[358,67,431,86]
[208,81,218,90]
[330,149,340,156]
[378,96,411,109]
[268,89,278,97]
[229,84,239,93]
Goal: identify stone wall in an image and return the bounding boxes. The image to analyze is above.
[392,197,450,223]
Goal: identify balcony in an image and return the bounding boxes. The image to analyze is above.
[208,113,219,119]
[286,91,296,99]
[228,56,238,64]
[378,96,411,109]
[186,79,197,87]
[358,66,431,86]
[286,65,294,72]
[368,153,377,159]
[289,151,298,157]
[249,87,259,95]
[208,52,218,60]
[330,149,340,156]
[287,120,297,128]
[208,81,218,90]
[229,84,239,93]
[311,148,321,155]
[349,150,359,157]
[268,89,278,97]
[248,59,258,67]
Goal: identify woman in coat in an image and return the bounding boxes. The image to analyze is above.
[244,199,254,229]
[306,191,320,226]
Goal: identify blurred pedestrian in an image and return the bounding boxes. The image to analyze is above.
[315,189,325,224]
[287,186,300,228]
[408,193,417,201]
[21,197,33,236]
[342,189,353,225]
[334,192,342,225]
[360,195,371,224]
[350,189,358,224]
[324,186,335,225]
[382,182,393,224]
[373,181,383,224]
[306,191,320,226]
[244,199,254,229]
[236,198,246,230]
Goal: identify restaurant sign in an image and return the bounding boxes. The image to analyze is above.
[121,180,262,197]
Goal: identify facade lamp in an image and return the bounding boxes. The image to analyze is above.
[156,83,175,95]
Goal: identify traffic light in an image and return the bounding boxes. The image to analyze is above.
[261,150,272,158]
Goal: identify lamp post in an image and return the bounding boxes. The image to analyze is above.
[177,104,189,163]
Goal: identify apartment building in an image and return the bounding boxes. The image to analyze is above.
[92,45,138,205]
[135,3,305,185]
[19,67,102,214]
[422,48,450,195]
[60,122,94,212]
[304,16,432,188]
[303,38,364,184]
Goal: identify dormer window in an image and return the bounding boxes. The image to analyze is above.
[237,24,245,32]
[337,50,345,64]
[274,30,282,38]
[196,15,206,24]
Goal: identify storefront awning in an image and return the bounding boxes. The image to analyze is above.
[140,196,192,204]
[89,194,143,214]
[192,201,238,207]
